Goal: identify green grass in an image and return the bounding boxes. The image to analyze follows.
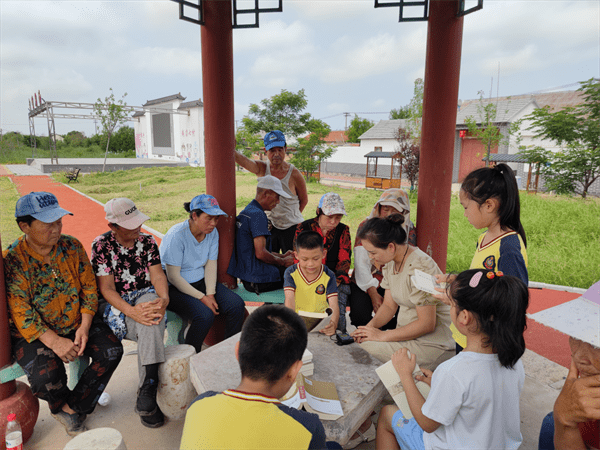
[1,166,594,289]
[0,177,22,248]
[0,144,135,164]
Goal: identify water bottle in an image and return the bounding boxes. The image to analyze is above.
[5,414,23,450]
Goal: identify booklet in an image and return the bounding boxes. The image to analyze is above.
[298,309,331,332]
[411,269,442,295]
[280,373,343,420]
[375,359,430,420]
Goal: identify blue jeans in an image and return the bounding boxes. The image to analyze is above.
[168,279,245,353]
[539,412,555,450]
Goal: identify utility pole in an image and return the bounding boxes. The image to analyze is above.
[343,112,351,131]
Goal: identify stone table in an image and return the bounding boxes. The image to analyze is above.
[189,330,386,446]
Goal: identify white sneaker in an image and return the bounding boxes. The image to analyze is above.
[342,422,376,449]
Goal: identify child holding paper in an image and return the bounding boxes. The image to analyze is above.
[376,269,529,450]
[284,231,340,336]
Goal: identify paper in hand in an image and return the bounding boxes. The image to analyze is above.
[411,269,442,295]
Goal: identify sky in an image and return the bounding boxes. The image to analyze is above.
[1,0,599,138]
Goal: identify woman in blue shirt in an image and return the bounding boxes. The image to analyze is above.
[160,195,245,352]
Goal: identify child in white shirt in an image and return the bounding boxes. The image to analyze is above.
[376,269,529,450]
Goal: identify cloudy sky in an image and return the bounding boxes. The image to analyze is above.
[1,0,598,137]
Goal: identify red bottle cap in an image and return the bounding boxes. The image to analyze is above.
[7,413,16,421]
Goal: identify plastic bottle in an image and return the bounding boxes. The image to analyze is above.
[5,414,23,450]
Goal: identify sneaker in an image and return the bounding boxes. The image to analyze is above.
[135,379,158,416]
[51,410,87,436]
[342,422,376,449]
[140,406,165,428]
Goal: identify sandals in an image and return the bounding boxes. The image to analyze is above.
[342,421,376,449]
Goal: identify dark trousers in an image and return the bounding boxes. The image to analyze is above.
[348,283,397,330]
[270,224,298,254]
[242,264,286,294]
[538,412,555,450]
[168,279,245,353]
[12,318,123,415]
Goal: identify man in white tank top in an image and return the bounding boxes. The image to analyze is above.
[235,130,308,253]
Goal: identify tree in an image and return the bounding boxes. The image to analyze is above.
[94,88,128,172]
[390,78,424,142]
[523,78,600,198]
[235,126,263,169]
[395,127,420,191]
[64,131,86,147]
[291,119,335,182]
[347,115,374,143]
[242,89,312,140]
[463,91,510,166]
[389,106,410,120]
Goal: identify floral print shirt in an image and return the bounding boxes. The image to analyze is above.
[4,235,98,343]
[91,231,161,296]
[91,231,161,340]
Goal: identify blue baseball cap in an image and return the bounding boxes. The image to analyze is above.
[15,191,73,223]
[263,130,286,151]
[189,194,227,216]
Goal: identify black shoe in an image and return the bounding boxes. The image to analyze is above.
[135,379,158,416]
[140,406,165,428]
[51,410,87,436]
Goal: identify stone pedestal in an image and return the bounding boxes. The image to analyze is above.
[157,344,197,420]
[63,428,126,450]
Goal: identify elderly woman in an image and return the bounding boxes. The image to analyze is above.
[5,192,123,436]
[294,192,351,332]
[349,188,416,329]
[160,194,245,353]
[91,198,169,428]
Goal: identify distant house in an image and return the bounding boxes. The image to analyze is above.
[453,90,585,184]
[133,93,204,166]
[321,120,407,178]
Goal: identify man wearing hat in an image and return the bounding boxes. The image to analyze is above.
[5,192,123,436]
[234,130,308,254]
[228,175,295,293]
[91,198,169,428]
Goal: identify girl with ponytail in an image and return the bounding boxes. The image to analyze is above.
[377,269,529,450]
[440,163,528,351]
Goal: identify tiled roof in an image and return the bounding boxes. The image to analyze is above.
[306,130,347,144]
[456,97,537,125]
[457,89,585,125]
[324,130,348,144]
[178,99,203,109]
[143,93,186,107]
[132,111,145,118]
[358,119,407,140]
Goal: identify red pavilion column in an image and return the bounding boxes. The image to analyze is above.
[417,0,464,272]
[201,0,236,288]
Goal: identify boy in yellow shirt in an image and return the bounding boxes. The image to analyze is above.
[284,231,340,336]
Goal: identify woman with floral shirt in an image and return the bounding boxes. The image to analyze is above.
[91,197,169,429]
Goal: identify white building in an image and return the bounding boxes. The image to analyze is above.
[133,93,204,166]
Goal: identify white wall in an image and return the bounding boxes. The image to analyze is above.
[325,145,369,165]
[134,103,204,166]
[359,138,398,153]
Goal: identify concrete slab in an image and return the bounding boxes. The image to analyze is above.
[26,158,189,174]
[4,165,48,176]
[188,330,387,446]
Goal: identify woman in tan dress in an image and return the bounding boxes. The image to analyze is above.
[351,214,454,371]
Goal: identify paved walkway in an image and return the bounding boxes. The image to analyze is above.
[1,164,572,449]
